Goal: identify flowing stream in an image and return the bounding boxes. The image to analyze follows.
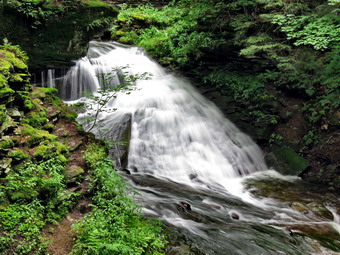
[56,41,339,254]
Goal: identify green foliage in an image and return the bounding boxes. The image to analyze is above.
[112,3,224,66]
[203,70,266,100]
[4,0,62,29]
[266,13,340,50]
[0,157,72,254]
[72,143,167,255]
[87,17,115,31]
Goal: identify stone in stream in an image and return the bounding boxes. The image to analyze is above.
[179,201,192,211]
[230,212,240,220]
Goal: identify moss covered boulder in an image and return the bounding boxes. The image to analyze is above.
[265,146,309,176]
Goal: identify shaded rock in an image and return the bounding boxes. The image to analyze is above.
[46,106,61,118]
[265,146,309,176]
[0,158,12,175]
[230,212,240,220]
[60,136,83,152]
[301,164,340,189]
[102,112,132,170]
[65,165,84,184]
[0,115,17,134]
[179,201,192,211]
[7,108,21,120]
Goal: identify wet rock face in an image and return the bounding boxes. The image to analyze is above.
[101,112,132,170]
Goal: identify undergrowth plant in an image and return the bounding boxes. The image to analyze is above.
[0,157,74,254]
[71,143,167,255]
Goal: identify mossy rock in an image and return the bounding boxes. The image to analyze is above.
[16,92,35,110]
[33,140,68,160]
[65,165,84,184]
[0,115,17,135]
[31,87,58,99]
[0,87,15,99]
[6,107,22,119]
[42,123,54,132]
[61,109,78,120]
[0,138,14,150]
[0,158,12,174]
[0,73,7,88]
[8,148,29,161]
[0,50,27,71]
[0,104,6,123]
[23,108,48,128]
[265,146,309,176]
[18,124,57,147]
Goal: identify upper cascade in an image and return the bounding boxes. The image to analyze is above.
[61,41,268,190]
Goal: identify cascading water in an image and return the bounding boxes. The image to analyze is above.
[63,41,266,184]
[61,41,340,255]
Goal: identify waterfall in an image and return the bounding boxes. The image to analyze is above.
[32,68,66,90]
[60,41,340,254]
[61,41,267,191]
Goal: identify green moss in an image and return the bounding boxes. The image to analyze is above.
[32,98,45,111]
[23,110,48,128]
[0,137,16,150]
[16,92,35,110]
[61,109,78,120]
[0,105,6,123]
[33,144,50,158]
[57,154,67,163]
[33,141,68,160]
[80,0,112,8]
[0,50,27,71]
[272,147,309,175]
[42,123,54,131]
[52,96,63,108]
[0,87,15,99]
[31,87,46,99]
[31,87,58,99]
[9,73,23,83]
[20,124,57,147]
[8,148,29,161]
[0,73,7,88]
[9,73,29,84]
[0,56,12,72]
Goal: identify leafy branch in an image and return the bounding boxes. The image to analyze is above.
[83,66,152,132]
